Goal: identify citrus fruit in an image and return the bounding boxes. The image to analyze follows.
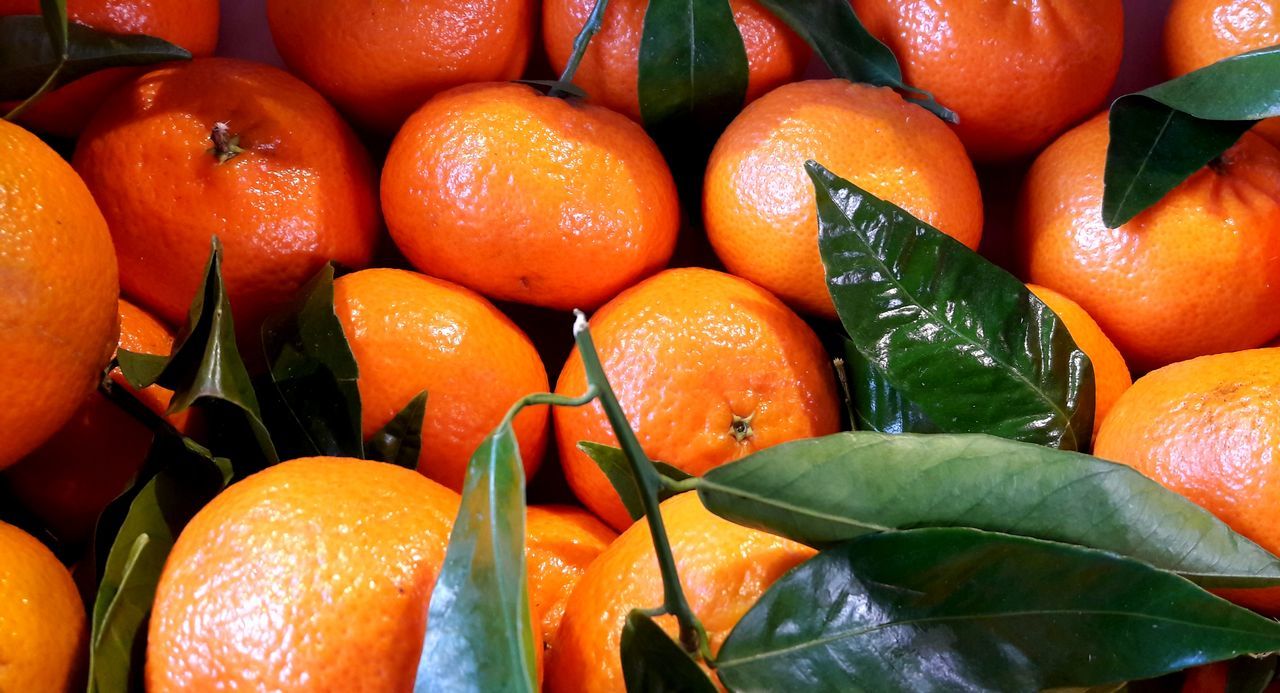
[526,504,617,650]
[851,0,1124,162]
[147,457,467,690]
[0,119,119,470]
[1165,0,1280,77]
[1026,284,1132,436]
[542,0,810,121]
[0,520,86,692]
[704,79,983,318]
[382,82,679,311]
[0,0,220,136]
[72,57,379,342]
[1018,113,1280,372]
[554,268,841,530]
[332,268,550,491]
[545,492,815,690]
[1094,348,1280,613]
[266,0,534,134]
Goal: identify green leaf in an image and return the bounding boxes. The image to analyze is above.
[366,391,427,470]
[621,610,718,693]
[697,432,1280,588]
[260,264,363,459]
[637,0,749,134]
[841,340,938,434]
[40,0,67,55]
[812,161,1095,451]
[753,0,954,122]
[418,423,536,693]
[579,442,691,522]
[1102,47,1280,228]
[0,16,191,100]
[716,528,1280,691]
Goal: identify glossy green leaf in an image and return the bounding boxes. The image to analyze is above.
[40,0,67,55]
[580,442,692,522]
[621,610,718,693]
[0,16,190,100]
[753,0,954,122]
[418,423,536,693]
[1103,47,1280,228]
[698,432,1280,588]
[260,264,362,459]
[812,161,1095,451]
[637,0,748,134]
[716,528,1280,691]
[841,340,938,434]
[366,391,427,470]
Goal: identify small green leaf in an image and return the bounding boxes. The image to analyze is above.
[638,0,749,135]
[366,391,427,470]
[40,0,67,55]
[716,528,1280,691]
[579,442,691,522]
[754,0,954,122]
[418,423,536,693]
[1103,47,1280,228]
[621,610,718,693]
[812,161,1095,450]
[697,432,1280,588]
[841,340,938,434]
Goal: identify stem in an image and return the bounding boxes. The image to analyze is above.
[3,60,64,122]
[661,476,700,494]
[499,388,599,430]
[550,0,611,98]
[208,122,245,164]
[98,368,181,438]
[571,310,710,657]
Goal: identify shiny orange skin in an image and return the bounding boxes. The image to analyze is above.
[554,268,841,530]
[382,82,680,311]
[1095,349,1280,613]
[1026,284,1132,437]
[0,522,86,692]
[5,300,181,546]
[267,0,534,134]
[147,457,466,691]
[852,0,1124,162]
[543,0,810,121]
[1018,113,1280,372]
[0,0,220,136]
[332,269,550,491]
[0,120,118,469]
[546,492,815,690]
[526,505,617,651]
[1165,0,1280,76]
[704,80,983,318]
[73,58,379,341]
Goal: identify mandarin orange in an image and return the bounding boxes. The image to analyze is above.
[526,504,617,651]
[0,521,86,692]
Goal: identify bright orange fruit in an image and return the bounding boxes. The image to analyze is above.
[0,521,86,692]
[526,505,617,651]
[1165,0,1280,76]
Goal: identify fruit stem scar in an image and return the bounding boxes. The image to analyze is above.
[730,412,755,443]
[208,121,245,164]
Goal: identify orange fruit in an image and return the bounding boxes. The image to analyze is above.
[147,457,471,690]
[0,0,220,136]
[382,82,680,311]
[1026,284,1133,436]
[704,79,983,319]
[1165,0,1280,77]
[542,0,811,121]
[0,119,118,470]
[266,0,534,134]
[1018,113,1280,372]
[0,520,87,692]
[72,57,379,342]
[1095,348,1280,613]
[554,268,841,530]
[852,0,1124,162]
[545,492,815,690]
[526,505,617,650]
[333,268,550,491]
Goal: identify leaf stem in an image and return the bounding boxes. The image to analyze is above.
[4,60,64,122]
[661,476,700,494]
[550,0,610,97]
[499,388,599,430]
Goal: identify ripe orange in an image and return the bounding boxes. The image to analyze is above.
[545,492,815,690]
[266,0,534,134]
[0,119,118,470]
[72,57,379,343]
[1026,284,1132,436]
[333,269,550,491]
[0,0,220,136]
[1180,661,1280,692]
[554,268,841,530]
[382,82,680,311]
[147,457,470,690]
[852,0,1124,162]
[1018,113,1280,372]
[704,79,983,319]
[1165,0,1280,76]
[526,505,617,650]
[1095,348,1280,613]
[542,0,810,121]
[0,521,86,692]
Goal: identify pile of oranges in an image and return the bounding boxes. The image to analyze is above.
[2,0,1280,690]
